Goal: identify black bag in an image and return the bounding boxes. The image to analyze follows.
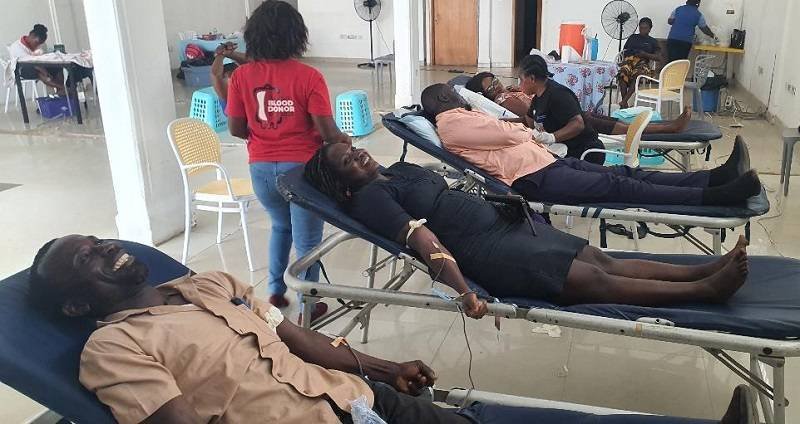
[730,30,746,50]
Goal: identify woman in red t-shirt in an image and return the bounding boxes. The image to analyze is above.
[227,1,350,317]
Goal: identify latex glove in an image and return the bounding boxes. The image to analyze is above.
[535,131,557,145]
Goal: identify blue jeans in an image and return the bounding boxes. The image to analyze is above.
[250,162,323,296]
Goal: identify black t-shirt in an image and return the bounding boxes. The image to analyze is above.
[623,33,660,56]
[527,79,604,164]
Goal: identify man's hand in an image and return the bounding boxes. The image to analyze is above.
[393,360,436,395]
[535,131,557,145]
[461,292,488,319]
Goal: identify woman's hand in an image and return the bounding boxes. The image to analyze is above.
[392,360,436,395]
[328,131,353,146]
[461,293,488,319]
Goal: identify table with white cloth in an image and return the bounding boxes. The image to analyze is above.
[176,36,246,64]
[548,61,618,113]
[11,52,94,125]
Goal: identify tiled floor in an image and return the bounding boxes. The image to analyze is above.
[1,60,799,423]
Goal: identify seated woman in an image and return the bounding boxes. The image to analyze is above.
[618,17,663,108]
[8,24,64,95]
[304,143,750,319]
[464,70,691,136]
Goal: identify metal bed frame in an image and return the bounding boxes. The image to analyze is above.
[286,231,798,424]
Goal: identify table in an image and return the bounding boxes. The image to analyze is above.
[176,37,246,64]
[693,45,744,86]
[14,59,87,125]
[548,61,618,112]
[781,127,800,196]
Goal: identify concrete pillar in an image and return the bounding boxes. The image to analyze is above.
[393,0,420,107]
[83,0,183,244]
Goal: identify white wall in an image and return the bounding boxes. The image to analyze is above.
[773,0,799,126]
[539,0,741,62]
[0,0,90,55]
[478,0,514,68]
[161,0,250,68]
[299,0,395,60]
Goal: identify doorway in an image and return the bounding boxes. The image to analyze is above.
[431,0,478,66]
[514,0,541,65]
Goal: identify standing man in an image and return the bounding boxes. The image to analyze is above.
[667,0,717,62]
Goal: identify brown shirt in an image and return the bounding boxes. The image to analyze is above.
[79,271,373,424]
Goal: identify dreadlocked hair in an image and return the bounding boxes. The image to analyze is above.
[245,1,308,61]
[27,238,68,317]
[304,145,350,204]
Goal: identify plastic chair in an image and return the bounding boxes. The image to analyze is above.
[335,90,374,137]
[581,109,654,168]
[633,59,690,115]
[167,118,257,271]
[189,87,228,132]
[2,58,41,114]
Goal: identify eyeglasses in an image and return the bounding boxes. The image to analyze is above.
[484,77,504,96]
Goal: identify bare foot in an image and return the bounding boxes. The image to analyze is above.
[688,235,748,279]
[700,249,748,303]
[673,106,692,132]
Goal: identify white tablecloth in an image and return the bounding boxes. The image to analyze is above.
[548,61,618,113]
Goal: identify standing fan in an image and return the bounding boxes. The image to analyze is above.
[355,0,381,69]
[601,0,638,54]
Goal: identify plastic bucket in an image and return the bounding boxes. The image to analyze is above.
[701,89,720,113]
[559,23,586,57]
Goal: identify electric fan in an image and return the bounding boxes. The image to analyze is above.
[601,0,638,54]
[354,0,382,69]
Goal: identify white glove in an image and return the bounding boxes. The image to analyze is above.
[535,131,556,145]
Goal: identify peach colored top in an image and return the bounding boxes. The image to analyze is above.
[437,108,556,185]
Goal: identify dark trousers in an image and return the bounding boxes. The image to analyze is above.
[511,157,709,206]
[337,380,472,424]
[667,39,694,62]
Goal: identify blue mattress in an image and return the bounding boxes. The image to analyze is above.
[0,241,190,423]
[641,119,722,143]
[382,114,770,219]
[278,167,800,340]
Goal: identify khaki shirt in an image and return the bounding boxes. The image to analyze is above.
[79,271,373,424]
[437,108,557,186]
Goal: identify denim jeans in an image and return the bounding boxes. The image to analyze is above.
[250,162,323,296]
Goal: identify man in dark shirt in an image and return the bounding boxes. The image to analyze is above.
[520,55,606,164]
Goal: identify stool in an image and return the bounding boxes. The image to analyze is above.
[335,90,374,137]
[189,87,227,132]
[781,128,800,196]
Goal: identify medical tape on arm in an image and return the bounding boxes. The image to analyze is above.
[406,219,428,247]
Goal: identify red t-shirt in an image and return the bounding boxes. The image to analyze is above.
[226,59,332,163]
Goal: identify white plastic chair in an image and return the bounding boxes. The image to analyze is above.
[633,59,690,115]
[582,109,654,168]
[1,58,41,114]
[167,118,257,271]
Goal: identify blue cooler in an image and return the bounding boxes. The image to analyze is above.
[182,65,213,87]
[36,96,79,119]
[700,89,720,113]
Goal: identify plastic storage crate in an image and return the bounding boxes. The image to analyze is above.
[604,148,666,166]
[335,90,374,137]
[189,87,227,132]
[182,65,213,87]
[36,96,79,119]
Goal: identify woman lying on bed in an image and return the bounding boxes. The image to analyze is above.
[464,71,692,136]
[304,143,749,319]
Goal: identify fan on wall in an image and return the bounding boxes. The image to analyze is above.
[354,0,382,69]
[601,0,638,54]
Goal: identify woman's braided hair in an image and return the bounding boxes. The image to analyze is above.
[304,145,350,204]
[245,1,308,60]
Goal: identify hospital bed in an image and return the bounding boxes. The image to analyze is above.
[381,112,769,255]
[277,167,800,423]
[0,241,735,423]
[449,75,723,172]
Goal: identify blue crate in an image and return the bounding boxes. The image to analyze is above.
[36,96,79,119]
[604,148,666,166]
[182,65,213,87]
[189,87,227,132]
[335,90,374,137]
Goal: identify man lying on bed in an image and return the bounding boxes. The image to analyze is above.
[28,235,756,424]
[464,71,694,137]
[28,235,469,424]
[421,83,759,207]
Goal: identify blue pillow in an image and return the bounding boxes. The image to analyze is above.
[398,114,443,148]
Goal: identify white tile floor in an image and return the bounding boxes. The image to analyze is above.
[1,61,799,422]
